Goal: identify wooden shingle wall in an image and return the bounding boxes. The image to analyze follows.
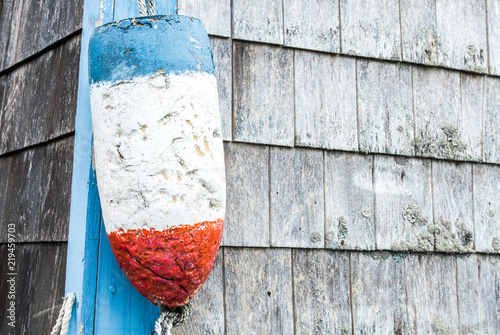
[175,0,500,334]
[1,0,500,334]
[0,0,83,333]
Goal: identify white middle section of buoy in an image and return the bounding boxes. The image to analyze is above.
[90,72,225,232]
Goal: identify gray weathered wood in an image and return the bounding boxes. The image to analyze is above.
[224,247,293,335]
[339,0,401,60]
[483,77,500,164]
[293,250,352,335]
[357,60,414,156]
[210,37,232,141]
[0,0,84,72]
[431,161,474,252]
[0,243,67,334]
[325,152,375,250]
[178,0,230,37]
[487,0,500,75]
[459,73,484,162]
[473,163,500,253]
[400,0,438,65]
[0,34,80,155]
[456,254,481,334]
[270,147,324,248]
[223,142,269,247]
[0,136,74,243]
[283,0,340,53]
[173,252,224,335]
[477,255,500,333]
[294,51,357,151]
[232,0,283,44]
[405,254,459,335]
[413,66,463,160]
[436,0,487,73]
[351,252,408,334]
[233,42,294,146]
[374,155,433,251]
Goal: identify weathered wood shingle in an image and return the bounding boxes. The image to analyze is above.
[459,73,484,162]
[357,60,414,156]
[294,51,357,151]
[270,147,324,248]
[224,248,293,335]
[293,250,352,335]
[325,152,375,250]
[178,0,231,37]
[483,77,500,164]
[435,0,487,73]
[0,0,84,72]
[487,0,500,75]
[232,0,283,44]
[283,0,340,53]
[223,142,270,247]
[0,136,74,243]
[374,155,433,252]
[400,0,438,65]
[233,42,294,146]
[340,0,401,61]
[210,37,232,141]
[351,252,408,334]
[0,34,81,155]
[473,163,500,253]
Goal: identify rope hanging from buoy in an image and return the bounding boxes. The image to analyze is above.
[50,293,75,335]
[151,301,193,335]
[137,0,156,16]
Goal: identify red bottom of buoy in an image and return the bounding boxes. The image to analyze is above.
[107,219,223,308]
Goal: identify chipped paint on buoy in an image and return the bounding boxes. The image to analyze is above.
[89,15,225,308]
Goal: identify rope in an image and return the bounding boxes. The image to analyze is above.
[151,301,193,335]
[50,293,76,335]
[137,0,156,16]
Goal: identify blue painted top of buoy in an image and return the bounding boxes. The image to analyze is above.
[89,15,215,84]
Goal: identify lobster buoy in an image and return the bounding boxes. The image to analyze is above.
[88,15,225,309]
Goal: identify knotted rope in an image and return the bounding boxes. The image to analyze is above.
[151,301,193,335]
[137,0,156,16]
[50,293,76,335]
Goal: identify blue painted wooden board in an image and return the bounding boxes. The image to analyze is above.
[65,1,178,334]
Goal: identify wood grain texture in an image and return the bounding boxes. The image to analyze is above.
[178,0,231,37]
[294,51,357,151]
[432,161,474,252]
[224,247,293,335]
[232,0,283,44]
[483,77,500,164]
[351,252,408,334]
[436,0,487,73]
[270,147,324,248]
[487,0,500,75]
[0,0,83,72]
[0,243,67,334]
[374,155,433,252]
[0,34,81,155]
[413,66,464,160]
[210,37,232,141]
[293,249,352,335]
[400,0,438,65]
[173,252,225,335]
[0,136,74,243]
[283,0,340,53]
[233,42,294,146]
[473,163,500,253]
[357,60,414,156]
[223,142,270,247]
[456,254,481,334]
[477,255,500,333]
[325,152,375,250]
[459,73,484,162]
[340,0,401,60]
[405,254,459,335]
